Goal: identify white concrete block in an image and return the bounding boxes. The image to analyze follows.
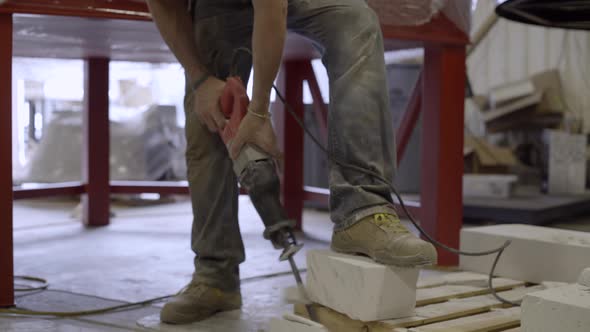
[578,268,590,287]
[522,284,590,332]
[306,250,419,322]
[269,314,327,332]
[460,224,590,283]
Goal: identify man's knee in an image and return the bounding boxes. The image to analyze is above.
[337,4,380,39]
[325,4,380,62]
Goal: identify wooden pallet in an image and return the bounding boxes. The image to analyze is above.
[294,272,545,332]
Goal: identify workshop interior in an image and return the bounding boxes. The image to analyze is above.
[2,0,590,331]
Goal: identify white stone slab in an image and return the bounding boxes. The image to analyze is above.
[521,284,590,332]
[306,250,419,322]
[269,314,327,332]
[578,268,590,287]
[460,224,590,283]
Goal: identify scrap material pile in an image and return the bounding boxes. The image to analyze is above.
[463,69,588,202]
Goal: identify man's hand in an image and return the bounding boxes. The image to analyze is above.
[192,77,228,132]
[229,104,282,160]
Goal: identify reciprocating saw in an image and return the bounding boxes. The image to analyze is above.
[218,76,316,321]
[219,77,302,263]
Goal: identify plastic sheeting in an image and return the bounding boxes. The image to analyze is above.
[20,105,187,183]
[368,0,471,33]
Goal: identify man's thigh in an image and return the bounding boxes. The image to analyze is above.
[193,9,254,81]
[287,0,379,48]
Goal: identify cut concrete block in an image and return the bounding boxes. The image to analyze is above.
[521,284,590,332]
[306,250,419,322]
[460,224,590,283]
[578,268,590,287]
[269,314,328,332]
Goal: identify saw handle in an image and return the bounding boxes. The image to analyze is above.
[219,76,250,146]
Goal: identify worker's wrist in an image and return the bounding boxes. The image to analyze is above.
[247,105,271,120]
[190,72,210,93]
[250,97,270,112]
[187,64,205,82]
[248,99,271,119]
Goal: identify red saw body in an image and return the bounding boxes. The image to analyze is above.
[219,76,250,147]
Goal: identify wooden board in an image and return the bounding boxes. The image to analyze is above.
[295,286,541,331]
[416,277,525,306]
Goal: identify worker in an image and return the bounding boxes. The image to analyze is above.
[147,0,437,324]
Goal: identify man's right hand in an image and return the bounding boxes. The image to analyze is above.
[192,76,228,132]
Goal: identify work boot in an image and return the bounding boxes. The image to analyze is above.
[331,213,437,267]
[160,282,242,324]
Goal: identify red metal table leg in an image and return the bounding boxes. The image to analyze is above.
[83,58,110,226]
[0,12,14,307]
[421,45,466,266]
[273,60,306,229]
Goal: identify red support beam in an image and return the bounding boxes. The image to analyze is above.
[0,12,14,308]
[381,15,469,46]
[0,0,151,21]
[83,58,110,227]
[420,45,466,266]
[396,72,422,164]
[273,60,306,229]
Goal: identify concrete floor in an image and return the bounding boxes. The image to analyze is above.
[6,196,336,331]
[4,196,590,331]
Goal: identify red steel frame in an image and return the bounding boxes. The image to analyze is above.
[83,58,111,227]
[0,1,468,307]
[1,12,14,308]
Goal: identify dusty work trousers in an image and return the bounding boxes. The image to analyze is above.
[185,0,396,291]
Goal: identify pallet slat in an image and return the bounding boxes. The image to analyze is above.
[409,307,521,332]
[416,277,525,306]
[418,272,512,289]
[387,285,543,328]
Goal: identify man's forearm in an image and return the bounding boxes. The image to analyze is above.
[147,0,205,82]
[251,0,288,110]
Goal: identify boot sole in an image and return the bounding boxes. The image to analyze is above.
[330,244,435,268]
[160,302,241,324]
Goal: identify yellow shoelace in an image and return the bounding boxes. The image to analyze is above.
[373,213,409,233]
